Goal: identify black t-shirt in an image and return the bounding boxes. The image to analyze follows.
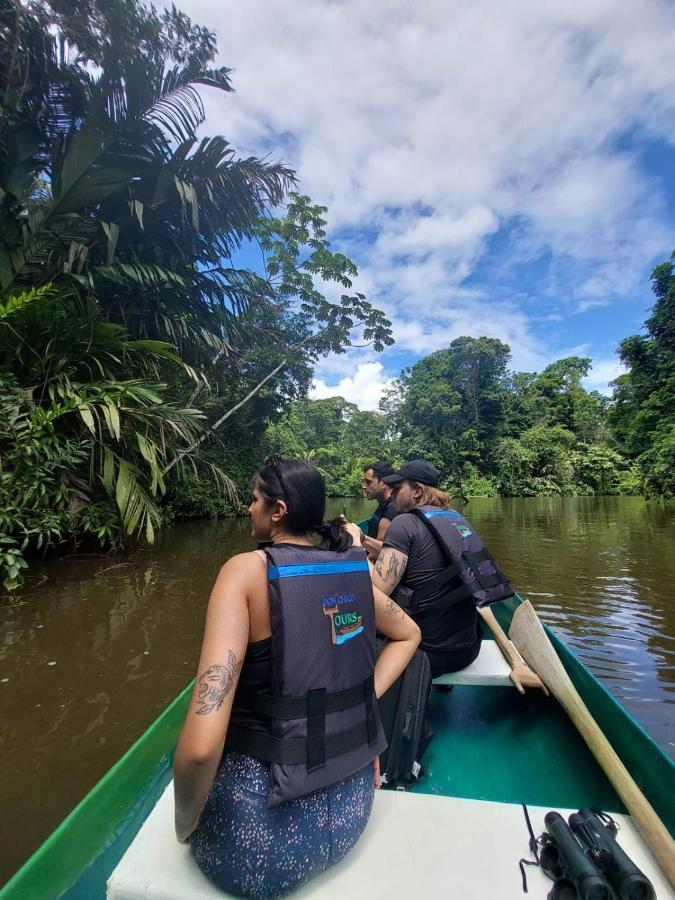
[384,512,478,654]
[366,498,398,537]
[383,512,447,592]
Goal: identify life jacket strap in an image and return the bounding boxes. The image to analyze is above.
[226,718,375,766]
[228,674,379,770]
[364,672,377,743]
[406,512,513,610]
[413,578,481,615]
[411,558,466,605]
[307,688,326,770]
[235,676,375,721]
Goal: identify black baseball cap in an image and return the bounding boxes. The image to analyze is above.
[382,460,441,487]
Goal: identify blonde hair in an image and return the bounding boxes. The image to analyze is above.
[414,483,453,509]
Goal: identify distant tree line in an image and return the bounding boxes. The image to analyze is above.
[266,257,675,501]
[1,0,672,592]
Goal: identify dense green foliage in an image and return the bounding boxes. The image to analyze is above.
[610,255,675,497]
[1,0,671,591]
[269,338,637,497]
[0,0,391,588]
[270,256,675,500]
[265,397,393,496]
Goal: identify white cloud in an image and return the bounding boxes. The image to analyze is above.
[584,357,627,395]
[310,362,394,411]
[386,297,548,372]
[184,0,675,377]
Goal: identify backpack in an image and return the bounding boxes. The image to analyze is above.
[378,648,433,789]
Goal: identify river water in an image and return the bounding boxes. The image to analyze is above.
[1,496,673,884]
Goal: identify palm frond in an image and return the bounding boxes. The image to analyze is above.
[93,262,187,289]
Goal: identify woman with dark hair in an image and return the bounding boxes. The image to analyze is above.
[174,457,420,898]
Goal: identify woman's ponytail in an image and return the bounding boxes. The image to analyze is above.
[315,519,352,553]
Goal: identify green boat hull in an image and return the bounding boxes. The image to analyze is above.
[2,593,673,899]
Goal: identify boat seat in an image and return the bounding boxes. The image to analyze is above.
[106,783,668,899]
[432,638,512,686]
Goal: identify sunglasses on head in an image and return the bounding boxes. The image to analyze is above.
[265,454,286,496]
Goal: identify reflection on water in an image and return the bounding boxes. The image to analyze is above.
[458,496,675,754]
[1,497,673,883]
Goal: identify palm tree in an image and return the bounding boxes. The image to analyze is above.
[0,0,294,577]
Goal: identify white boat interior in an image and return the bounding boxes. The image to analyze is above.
[431,638,512,686]
[107,783,669,899]
[107,640,671,899]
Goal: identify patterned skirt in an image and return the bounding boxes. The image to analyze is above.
[190,751,375,898]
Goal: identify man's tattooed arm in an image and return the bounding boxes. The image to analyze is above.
[373,547,407,595]
[195,649,243,716]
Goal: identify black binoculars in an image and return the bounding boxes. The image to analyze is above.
[539,809,655,900]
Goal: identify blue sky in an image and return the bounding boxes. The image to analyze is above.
[183,0,675,408]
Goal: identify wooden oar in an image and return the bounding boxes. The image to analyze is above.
[477,606,548,695]
[509,599,675,889]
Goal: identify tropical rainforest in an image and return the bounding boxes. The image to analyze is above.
[269,258,675,501]
[1,0,673,590]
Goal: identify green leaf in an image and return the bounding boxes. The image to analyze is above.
[115,461,133,519]
[101,222,120,265]
[105,400,121,440]
[133,200,144,230]
[102,448,115,495]
[78,405,96,435]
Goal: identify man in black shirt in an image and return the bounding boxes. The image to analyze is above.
[361,461,398,558]
[371,459,483,677]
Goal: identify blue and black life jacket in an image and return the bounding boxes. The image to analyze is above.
[366,505,383,537]
[226,544,386,807]
[409,505,514,612]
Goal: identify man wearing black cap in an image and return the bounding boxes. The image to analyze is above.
[371,459,513,677]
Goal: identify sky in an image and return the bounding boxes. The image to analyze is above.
[181,0,675,409]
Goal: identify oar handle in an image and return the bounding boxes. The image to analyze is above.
[477,605,518,665]
[509,599,675,889]
[559,685,675,887]
[477,606,550,694]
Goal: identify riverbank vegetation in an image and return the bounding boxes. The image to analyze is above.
[0,0,392,587]
[1,1,673,591]
[267,261,675,500]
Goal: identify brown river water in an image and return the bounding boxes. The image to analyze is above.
[1,496,673,885]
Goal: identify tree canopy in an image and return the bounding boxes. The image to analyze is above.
[1,0,671,593]
[0,0,392,588]
[268,333,643,500]
[610,255,675,497]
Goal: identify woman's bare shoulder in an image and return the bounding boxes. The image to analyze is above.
[219,550,266,574]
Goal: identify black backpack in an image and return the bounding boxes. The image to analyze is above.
[377,648,433,788]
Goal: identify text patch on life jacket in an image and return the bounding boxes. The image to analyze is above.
[226,545,386,807]
[410,506,514,610]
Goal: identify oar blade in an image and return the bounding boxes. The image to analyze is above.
[508,599,573,699]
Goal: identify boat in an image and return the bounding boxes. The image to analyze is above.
[1,527,674,898]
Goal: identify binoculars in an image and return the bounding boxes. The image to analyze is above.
[539,809,655,900]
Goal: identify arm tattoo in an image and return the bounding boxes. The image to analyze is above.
[195,649,243,716]
[384,597,403,618]
[375,549,405,588]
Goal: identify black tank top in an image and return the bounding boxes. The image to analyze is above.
[229,637,272,733]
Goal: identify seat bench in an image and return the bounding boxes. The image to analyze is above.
[107,783,666,899]
[431,638,512,686]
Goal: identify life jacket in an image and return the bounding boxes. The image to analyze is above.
[226,544,386,807]
[366,505,383,537]
[408,505,514,613]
